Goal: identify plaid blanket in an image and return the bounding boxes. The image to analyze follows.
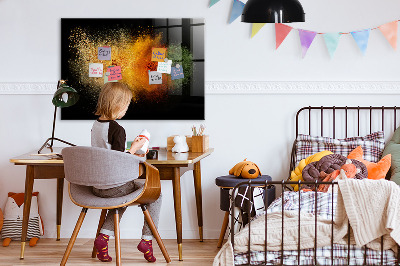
[266,190,336,220]
[234,191,397,265]
[234,244,397,265]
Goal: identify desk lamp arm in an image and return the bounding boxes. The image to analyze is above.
[37,105,75,154]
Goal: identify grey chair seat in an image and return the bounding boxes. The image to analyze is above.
[61,146,170,265]
[69,180,145,208]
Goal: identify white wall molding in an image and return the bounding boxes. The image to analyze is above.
[1,81,400,95]
[206,81,400,94]
[0,83,56,94]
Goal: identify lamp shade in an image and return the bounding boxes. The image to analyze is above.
[52,84,79,108]
[241,0,305,23]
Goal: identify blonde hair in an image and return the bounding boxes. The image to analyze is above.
[95,83,133,120]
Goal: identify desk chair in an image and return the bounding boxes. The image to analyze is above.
[60,146,171,265]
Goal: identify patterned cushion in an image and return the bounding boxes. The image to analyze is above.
[295,131,385,166]
[382,126,400,184]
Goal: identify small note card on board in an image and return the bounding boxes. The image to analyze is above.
[89,63,103,77]
[107,66,122,81]
[157,59,172,74]
[98,46,111,60]
[151,48,167,62]
[149,71,162,84]
[104,72,117,84]
[171,65,184,80]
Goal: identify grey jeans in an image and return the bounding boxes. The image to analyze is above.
[92,180,162,240]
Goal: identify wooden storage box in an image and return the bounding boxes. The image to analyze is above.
[167,135,192,151]
[191,135,209,153]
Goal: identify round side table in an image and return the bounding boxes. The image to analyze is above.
[215,175,275,248]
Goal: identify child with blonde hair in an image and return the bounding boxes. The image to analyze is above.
[91,82,161,263]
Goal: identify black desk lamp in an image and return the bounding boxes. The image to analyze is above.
[38,80,79,154]
[241,0,305,23]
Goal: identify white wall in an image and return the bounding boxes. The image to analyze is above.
[1,0,400,240]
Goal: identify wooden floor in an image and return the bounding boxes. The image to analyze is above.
[0,239,221,265]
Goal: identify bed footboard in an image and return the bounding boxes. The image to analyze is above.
[230,180,400,266]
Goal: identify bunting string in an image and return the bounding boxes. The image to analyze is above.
[284,20,400,35]
[209,0,400,58]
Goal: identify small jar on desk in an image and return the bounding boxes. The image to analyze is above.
[215,175,275,248]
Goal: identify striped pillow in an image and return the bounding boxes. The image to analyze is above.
[294,131,385,166]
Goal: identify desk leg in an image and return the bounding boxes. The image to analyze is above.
[193,161,203,242]
[20,165,35,259]
[172,167,183,261]
[56,178,64,241]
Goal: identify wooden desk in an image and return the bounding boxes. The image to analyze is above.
[9,148,64,259]
[146,148,213,260]
[10,147,213,261]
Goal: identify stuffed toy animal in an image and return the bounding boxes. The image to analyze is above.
[172,135,189,153]
[1,192,44,247]
[229,159,261,179]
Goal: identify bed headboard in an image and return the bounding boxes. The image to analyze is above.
[290,106,400,179]
[295,106,400,138]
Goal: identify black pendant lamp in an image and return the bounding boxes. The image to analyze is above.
[242,0,305,23]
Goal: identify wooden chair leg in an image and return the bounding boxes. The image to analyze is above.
[91,209,108,258]
[114,210,121,266]
[217,211,230,248]
[60,208,88,266]
[141,205,171,263]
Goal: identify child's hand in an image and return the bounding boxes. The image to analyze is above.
[128,137,147,155]
[134,148,149,157]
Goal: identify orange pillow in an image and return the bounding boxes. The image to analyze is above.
[347,146,391,180]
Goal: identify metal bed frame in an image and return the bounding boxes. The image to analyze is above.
[230,106,400,266]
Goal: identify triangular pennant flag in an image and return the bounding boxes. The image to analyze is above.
[251,23,266,38]
[323,33,341,58]
[351,29,370,55]
[229,0,245,24]
[209,0,220,7]
[378,21,398,50]
[298,29,317,58]
[275,23,293,49]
